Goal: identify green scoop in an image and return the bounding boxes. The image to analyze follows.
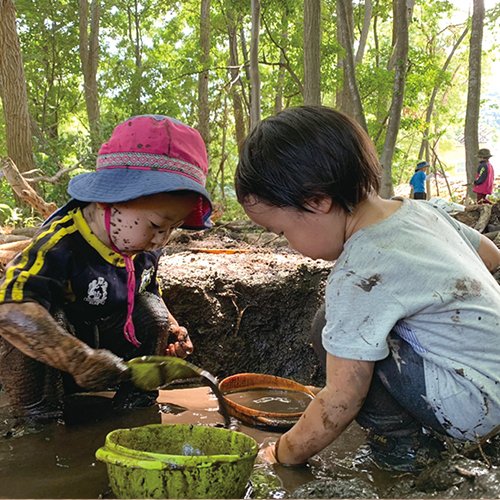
[126,355,217,391]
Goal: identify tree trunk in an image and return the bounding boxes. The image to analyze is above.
[418,25,468,161]
[379,0,410,198]
[249,0,261,128]
[464,0,485,200]
[226,14,246,153]
[304,0,321,105]
[355,0,373,65]
[78,0,101,153]
[127,0,143,114]
[0,0,37,174]
[336,0,367,130]
[198,0,211,147]
[274,13,289,114]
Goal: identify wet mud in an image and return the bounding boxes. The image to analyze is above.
[1,386,499,499]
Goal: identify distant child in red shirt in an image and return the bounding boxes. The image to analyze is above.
[473,148,495,203]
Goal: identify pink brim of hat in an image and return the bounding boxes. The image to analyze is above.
[68,168,212,230]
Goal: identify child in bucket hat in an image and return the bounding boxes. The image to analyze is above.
[0,115,212,423]
[409,160,429,200]
[473,148,495,204]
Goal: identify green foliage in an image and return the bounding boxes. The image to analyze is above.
[1,0,499,214]
[0,201,41,228]
[217,195,247,223]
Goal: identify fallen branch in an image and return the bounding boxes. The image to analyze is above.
[1,157,57,219]
[0,239,31,267]
[23,161,82,183]
[473,204,493,233]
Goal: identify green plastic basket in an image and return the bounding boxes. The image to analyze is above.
[96,423,258,499]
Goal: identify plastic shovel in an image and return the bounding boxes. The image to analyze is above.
[126,355,217,391]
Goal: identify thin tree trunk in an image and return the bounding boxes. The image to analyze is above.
[127,0,143,114]
[79,0,101,153]
[379,0,411,198]
[227,14,246,153]
[355,0,373,65]
[249,0,261,127]
[0,0,37,174]
[274,13,289,114]
[198,0,211,146]
[336,0,367,130]
[464,0,484,199]
[304,0,321,105]
[418,24,468,161]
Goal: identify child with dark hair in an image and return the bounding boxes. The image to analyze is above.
[235,106,500,471]
[0,115,212,422]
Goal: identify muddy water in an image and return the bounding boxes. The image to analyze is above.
[224,388,313,413]
[0,386,398,499]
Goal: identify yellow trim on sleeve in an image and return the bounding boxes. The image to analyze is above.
[0,212,76,302]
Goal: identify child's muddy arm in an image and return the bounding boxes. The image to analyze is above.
[273,355,374,465]
[0,302,130,390]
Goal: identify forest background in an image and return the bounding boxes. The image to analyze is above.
[0,0,499,227]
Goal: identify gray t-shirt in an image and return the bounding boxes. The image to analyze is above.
[322,198,500,439]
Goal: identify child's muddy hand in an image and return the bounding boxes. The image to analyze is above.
[166,325,194,358]
[73,349,130,390]
[257,437,279,464]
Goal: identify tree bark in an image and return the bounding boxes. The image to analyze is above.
[336,0,367,130]
[226,13,246,153]
[355,0,373,65]
[249,0,261,128]
[379,0,410,198]
[304,0,321,105]
[78,0,101,153]
[464,0,485,199]
[198,0,211,147]
[0,0,37,175]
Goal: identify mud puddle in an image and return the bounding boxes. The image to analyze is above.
[1,387,498,499]
[0,386,393,499]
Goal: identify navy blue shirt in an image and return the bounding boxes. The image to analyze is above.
[0,203,162,329]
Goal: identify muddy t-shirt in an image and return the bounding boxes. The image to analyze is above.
[322,198,500,439]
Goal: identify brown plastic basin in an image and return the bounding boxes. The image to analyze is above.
[219,373,315,430]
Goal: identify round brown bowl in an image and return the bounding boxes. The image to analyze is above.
[219,373,315,430]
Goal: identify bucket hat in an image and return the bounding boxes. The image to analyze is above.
[68,115,212,229]
[478,148,492,159]
[415,160,429,171]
